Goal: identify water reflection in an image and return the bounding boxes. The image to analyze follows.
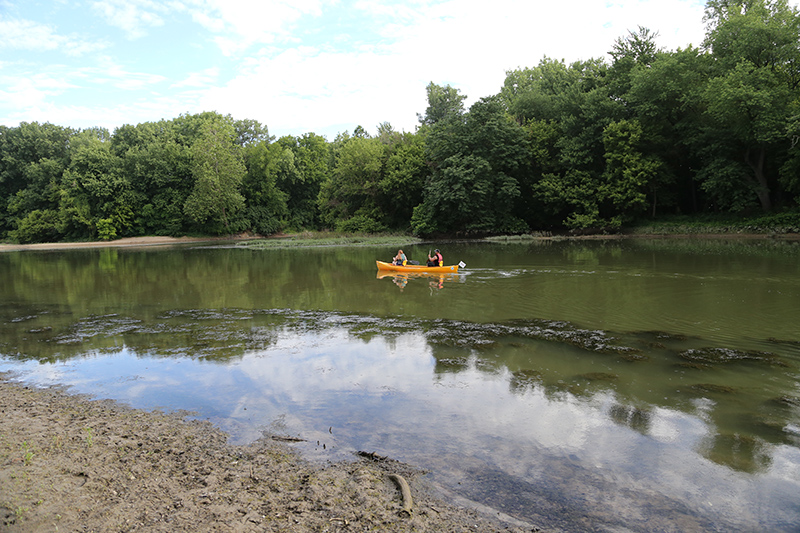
[3,307,799,478]
[4,310,799,530]
[376,271,463,291]
[2,240,800,531]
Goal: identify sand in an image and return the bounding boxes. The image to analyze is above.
[0,375,537,532]
[0,235,261,252]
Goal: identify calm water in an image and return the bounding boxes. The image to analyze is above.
[1,239,799,531]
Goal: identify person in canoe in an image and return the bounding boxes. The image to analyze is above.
[427,249,443,267]
[393,249,407,266]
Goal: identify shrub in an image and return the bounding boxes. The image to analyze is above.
[10,210,61,243]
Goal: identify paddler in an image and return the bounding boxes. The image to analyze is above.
[427,249,443,267]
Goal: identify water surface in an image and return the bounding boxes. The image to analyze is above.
[1,239,799,531]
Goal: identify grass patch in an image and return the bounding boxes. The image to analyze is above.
[240,231,421,249]
[480,231,553,242]
[626,211,800,235]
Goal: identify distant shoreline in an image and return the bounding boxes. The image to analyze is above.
[0,235,261,252]
[1,231,799,253]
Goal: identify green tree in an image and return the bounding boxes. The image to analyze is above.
[113,120,195,236]
[417,82,467,126]
[501,57,585,124]
[531,60,627,229]
[627,46,711,214]
[699,62,791,211]
[274,133,330,230]
[600,119,662,223]
[0,122,74,239]
[183,117,247,234]
[780,107,800,197]
[607,26,662,98]
[241,141,289,235]
[699,0,800,211]
[59,130,130,240]
[319,135,386,231]
[376,129,427,229]
[233,118,272,147]
[413,96,529,235]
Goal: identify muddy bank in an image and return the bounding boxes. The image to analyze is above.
[0,375,536,532]
[0,235,260,252]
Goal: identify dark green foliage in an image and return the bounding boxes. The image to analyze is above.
[9,209,61,243]
[0,122,74,237]
[318,125,424,233]
[335,213,387,233]
[413,96,529,236]
[275,133,329,230]
[241,141,290,235]
[183,118,247,234]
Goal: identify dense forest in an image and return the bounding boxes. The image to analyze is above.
[2,0,800,243]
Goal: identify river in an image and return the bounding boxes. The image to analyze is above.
[1,238,799,531]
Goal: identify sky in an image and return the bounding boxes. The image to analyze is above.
[0,0,723,140]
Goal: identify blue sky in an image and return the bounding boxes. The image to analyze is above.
[1,0,723,140]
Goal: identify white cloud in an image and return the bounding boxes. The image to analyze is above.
[0,16,107,55]
[0,72,77,109]
[0,54,170,131]
[186,0,331,55]
[190,43,428,137]
[78,57,167,90]
[170,66,220,88]
[0,18,61,50]
[90,0,169,39]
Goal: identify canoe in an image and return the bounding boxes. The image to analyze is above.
[376,271,460,280]
[376,260,459,273]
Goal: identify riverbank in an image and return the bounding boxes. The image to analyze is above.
[2,230,799,254]
[0,375,535,532]
[0,235,259,252]
[0,233,422,252]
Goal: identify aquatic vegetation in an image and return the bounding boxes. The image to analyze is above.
[240,233,420,249]
[433,357,471,374]
[689,383,737,394]
[53,314,142,345]
[767,337,800,348]
[676,362,713,370]
[3,302,799,481]
[618,351,649,362]
[577,372,619,382]
[425,318,644,359]
[747,414,800,446]
[771,395,800,408]
[679,348,788,367]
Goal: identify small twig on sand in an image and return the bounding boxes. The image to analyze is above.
[356,450,388,461]
[388,473,413,516]
[270,435,307,442]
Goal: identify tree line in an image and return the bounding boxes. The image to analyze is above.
[2,0,800,243]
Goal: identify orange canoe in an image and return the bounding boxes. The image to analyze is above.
[376,260,459,273]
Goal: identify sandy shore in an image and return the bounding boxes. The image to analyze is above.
[0,375,536,532]
[0,235,262,252]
